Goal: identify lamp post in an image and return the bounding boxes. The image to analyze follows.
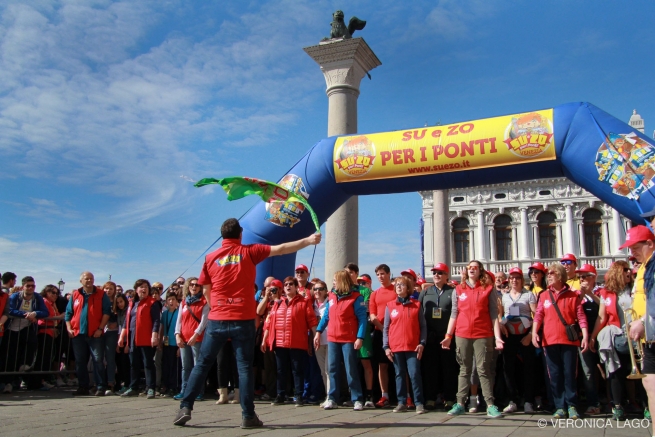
[58,278,65,293]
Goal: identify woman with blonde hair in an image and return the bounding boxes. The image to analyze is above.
[441,260,504,418]
[590,260,633,420]
[313,270,367,411]
[532,263,588,420]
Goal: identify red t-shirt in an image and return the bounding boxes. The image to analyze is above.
[199,238,270,321]
[370,284,396,331]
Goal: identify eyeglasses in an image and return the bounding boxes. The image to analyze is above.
[395,283,408,288]
[433,271,446,275]
[509,276,521,280]
[560,260,574,265]
[313,287,326,291]
[189,283,200,288]
[547,271,557,275]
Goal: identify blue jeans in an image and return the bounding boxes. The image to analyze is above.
[303,350,325,400]
[179,342,201,396]
[130,346,156,390]
[327,341,363,403]
[544,344,578,409]
[578,348,599,407]
[104,330,118,385]
[180,320,256,419]
[275,347,305,397]
[71,334,106,390]
[393,351,424,406]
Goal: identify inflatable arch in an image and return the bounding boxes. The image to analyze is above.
[239,102,655,285]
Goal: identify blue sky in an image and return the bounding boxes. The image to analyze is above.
[1,0,653,292]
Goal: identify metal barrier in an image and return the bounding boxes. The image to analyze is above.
[0,315,72,376]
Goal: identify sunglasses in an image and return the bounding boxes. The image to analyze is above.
[284,283,295,287]
[313,287,326,291]
[433,271,446,275]
[152,286,163,290]
[580,274,595,279]
[189,283,200,288]
[560,260,574,265]
[547,271,557,275]
[623,268,632,273]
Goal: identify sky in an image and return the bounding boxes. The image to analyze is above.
[1,0,653,292]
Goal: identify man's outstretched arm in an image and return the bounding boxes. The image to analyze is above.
[269,233,321,257]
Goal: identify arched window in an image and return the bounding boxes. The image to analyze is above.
[583,209,603,256]
[494,214,512,260]
[538,211,557,258]
[453,218,470,263]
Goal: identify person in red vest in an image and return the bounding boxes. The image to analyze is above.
[118,279,162,399]
[313,270,368,411]
[35,284,64,390]
[65,271,111,396]
[441,260,504,418]
[383,276,427,414]
[261,276,317,407]
[174,276,209,400]
[532,262,588,420]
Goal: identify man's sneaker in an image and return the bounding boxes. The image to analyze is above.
[295,398,304,407]
[271,395,285,406]
[487,405,503,418]
[447,403,466,416]
[323,399,338,410]
[416,404,426,415]
[584,405,601,415]
[173,407,191,426]
[120,388,138,397]
[364,400,375,408]
[468,395,479,413]
[94,388,105,396]
[612,406,625,421]
[196,394,204,401]
[503,401,517,413]
[260,393,271,401]
[524,402,535,414]
[173,392,184,400]
[146,389,155,399]
[375,396,390,408]
[568,406,580,420]
[444,400,454,410]
[240,414,263,429]
[72,387,89,396]
[407,397,415,409]
[342,400,354,407]
[393,403,408,413]
[645,408,651,420]
[353,401,363,411]
[56,378,66,388]
[553,409,567,419]
[117,387,128,395]
[42,381,55,390]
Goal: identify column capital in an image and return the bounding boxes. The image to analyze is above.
[304,38,381,94]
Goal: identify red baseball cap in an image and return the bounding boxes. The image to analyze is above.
[619,225,655,250]
[575,264,597,276]
[528,262,547,273]
[295,264,309,273]
[431,263,449,272]
[560,253,577,263]
[400,268,417,281]
[508,267,523,276]
[356,275,371,284]
[270,279,283,289]
[416,278,426,286]
[486,271,495,284]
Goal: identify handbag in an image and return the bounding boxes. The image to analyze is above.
[548,290,581,342]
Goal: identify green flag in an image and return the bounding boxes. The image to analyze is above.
[195,176,321,233]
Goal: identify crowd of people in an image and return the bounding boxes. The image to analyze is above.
[1,216,655,431]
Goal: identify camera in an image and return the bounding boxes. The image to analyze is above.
[270,287,278,294]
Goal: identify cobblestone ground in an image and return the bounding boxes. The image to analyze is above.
[0,390,651,437]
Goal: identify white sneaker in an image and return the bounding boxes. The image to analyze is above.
[323,400,338,410]
[342,400,354,407]
[524,402,534,414]
[364,400,375,408]
[3,383,12,393]
[56,378,66,387]
[353,401,363,411]
[468,395,479,413]
[42,381,55,390]
[503,401,517,413]
[19,381,27,389]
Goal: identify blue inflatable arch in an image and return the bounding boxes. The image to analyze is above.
[239,102,655,285]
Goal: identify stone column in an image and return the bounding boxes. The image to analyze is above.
[520,207,530,259]
[423,211,434,272]
[555,222,564,258]
[304,38,381,283]
[533,226,541,258]
[564,204,575,255]
[489,228,497,261]
[602,221,611,255]
[578,222,586,257]
[477,210,487,260]
[611,208,623,254]
[433,190,451,267]
[512,227,519,260]
[469,228,476,259]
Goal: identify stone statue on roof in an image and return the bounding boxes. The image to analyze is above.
[323,10,366,40]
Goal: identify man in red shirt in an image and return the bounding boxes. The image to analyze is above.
[174,218,321,428]
[369,263,397,407]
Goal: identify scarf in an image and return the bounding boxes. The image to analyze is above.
[396,295,412,305]
[186,293,202,306]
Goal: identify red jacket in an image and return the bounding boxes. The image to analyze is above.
[386,299,421,352]
[265,294,317,350]
[125,296,157,347]
[70,287,105,337]
[327,291,362,343]
[0,292,8,337]
[38,299,59,337]
[454,282,494,339]
[533,285,588,347]
[180,297,206,343]
[598,288,621,329]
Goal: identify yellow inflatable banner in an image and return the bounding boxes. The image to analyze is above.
[333,109,556,183]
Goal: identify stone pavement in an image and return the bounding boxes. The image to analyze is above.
[0,390,651,437]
